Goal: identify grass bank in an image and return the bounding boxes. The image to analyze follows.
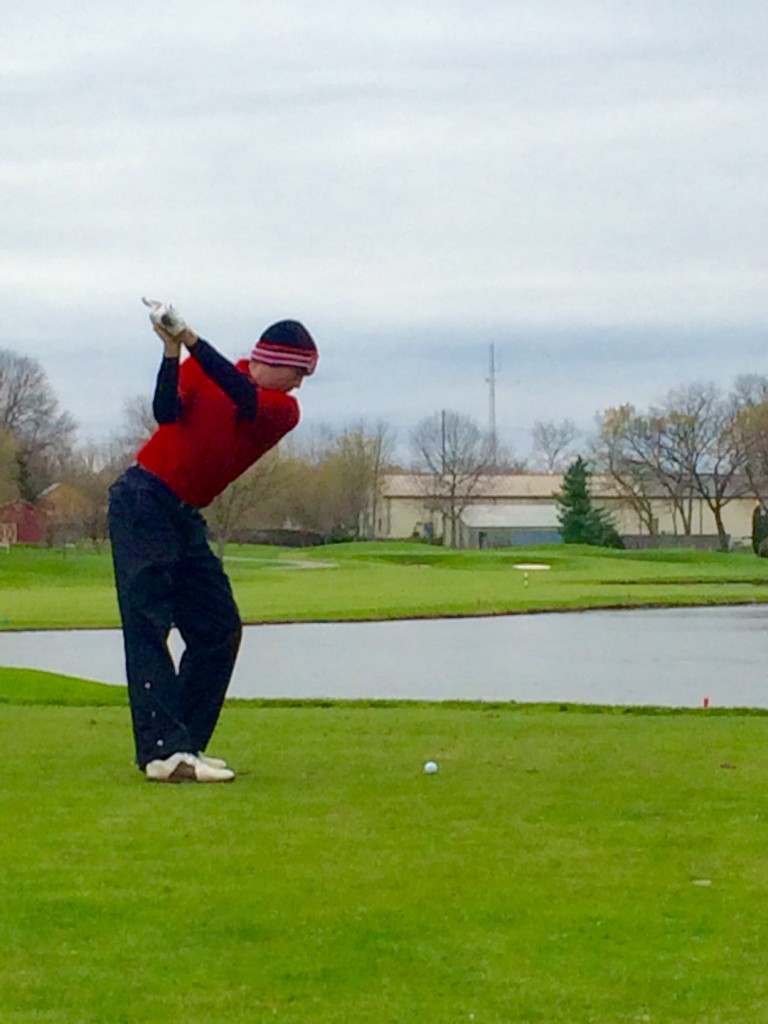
[2,670,768,1023]
[2,541,768,630]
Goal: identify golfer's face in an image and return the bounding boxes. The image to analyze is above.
[249,360,309,391]
[255,365,307,392]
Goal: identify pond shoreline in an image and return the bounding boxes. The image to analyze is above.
[4,596,768,632]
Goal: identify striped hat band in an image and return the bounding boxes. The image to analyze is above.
[250,340,318,374]
[250,320,318,375]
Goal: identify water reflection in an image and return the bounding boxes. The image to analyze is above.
[1,605,767,708]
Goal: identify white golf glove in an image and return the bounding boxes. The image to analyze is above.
[141,297,187,336]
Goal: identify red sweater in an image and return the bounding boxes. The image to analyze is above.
[137,357,299,508]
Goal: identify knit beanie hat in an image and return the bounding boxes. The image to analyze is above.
[250,320,318,376]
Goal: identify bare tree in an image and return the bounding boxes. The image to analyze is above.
[284,422,395,540]
[676,383,752,549]
[730,375,768,502]
[0,427,20,505]
[205,450,285,559]
[410,410,496,547]
[596,397,709,535]
[531,419,580,472]
[106,394,157,471]
[596,384,752,549]
[324,422,393,539]
[593,405,659,534]
[39,443,118,547]
[98,394,164,480]
[363,421,393,539]
[122,395,156,449]
[0,349,77,499]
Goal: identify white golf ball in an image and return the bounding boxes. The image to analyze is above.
[424,760,438,774]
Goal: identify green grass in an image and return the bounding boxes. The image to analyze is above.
[3,670,768,1022]
[4,545,768,1020]
[2,541,768,630]
[0,668,128,706]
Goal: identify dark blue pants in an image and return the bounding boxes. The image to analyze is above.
[108,465,242,769]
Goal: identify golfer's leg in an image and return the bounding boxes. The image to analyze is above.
[118,567,198,767]
[108,472,195,768]
[174,530,242,756]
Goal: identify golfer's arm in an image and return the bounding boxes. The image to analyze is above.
[189,338,258,420]
[152,356,183,424]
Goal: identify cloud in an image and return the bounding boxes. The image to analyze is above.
[0,0,766,450]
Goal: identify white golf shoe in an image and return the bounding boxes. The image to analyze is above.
[144,752,235,783]
[197,753,229,770]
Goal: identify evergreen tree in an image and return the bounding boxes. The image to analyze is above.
[556,457,624,548]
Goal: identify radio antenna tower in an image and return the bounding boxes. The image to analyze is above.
[486,342,498,464]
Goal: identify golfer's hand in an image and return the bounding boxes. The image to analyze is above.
[142,297,187,335]
[142,296,197,349]
[153,323,199,354]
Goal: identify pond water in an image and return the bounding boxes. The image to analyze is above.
[2,605,768,708]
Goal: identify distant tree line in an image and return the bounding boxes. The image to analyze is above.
[4,343,768,551]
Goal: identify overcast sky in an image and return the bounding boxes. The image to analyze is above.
[2,0,766,461]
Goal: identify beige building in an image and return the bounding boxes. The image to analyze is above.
[375,472,757,549]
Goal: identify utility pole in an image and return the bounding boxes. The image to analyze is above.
[486,343,497,465]
[440,408,446,474]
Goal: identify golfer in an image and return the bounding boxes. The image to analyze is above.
[108,304,318,783]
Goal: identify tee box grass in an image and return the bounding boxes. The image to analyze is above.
[4,543,768,1020]
[3,670,768,1023]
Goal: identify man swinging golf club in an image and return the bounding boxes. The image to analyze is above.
[108,300,318,783]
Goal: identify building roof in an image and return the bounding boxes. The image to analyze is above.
[381,473,565,499]
[381,471,756,503]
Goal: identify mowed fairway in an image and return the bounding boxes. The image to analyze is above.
[3,542,768,629]
[3,671,768,1023]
